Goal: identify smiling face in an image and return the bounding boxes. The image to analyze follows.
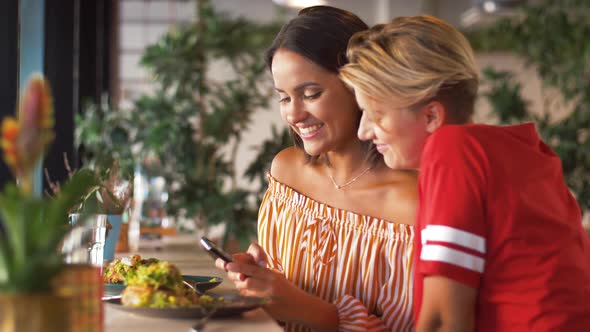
[354,91,438,169]
[271,49,361,157]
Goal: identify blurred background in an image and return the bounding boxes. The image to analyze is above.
[1,0,588,250]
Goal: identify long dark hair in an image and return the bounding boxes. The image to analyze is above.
[265,6,380,166]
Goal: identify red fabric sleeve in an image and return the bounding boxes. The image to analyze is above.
[417,127,489,288]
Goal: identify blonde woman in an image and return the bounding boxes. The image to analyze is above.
[216,6,417,332]
[340,15,590,332]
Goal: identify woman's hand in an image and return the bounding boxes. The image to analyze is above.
[214,243,338,330]
[214,242,268,280]
[215,243,303,320]
[226,256,319,324]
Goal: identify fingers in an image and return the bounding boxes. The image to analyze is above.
[216,255,249,282]
[247,243,268,268]
[233,270,279,298]
[227,269,248,283]
[214,251,256,272]
[232,252,257,265]
[214,257,227,271]
[225,261,270,285]
[226,261,267,279]
[211,243,277,292]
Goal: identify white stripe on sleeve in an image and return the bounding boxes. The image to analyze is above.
[421,225,486,253]
[420,244,485,272]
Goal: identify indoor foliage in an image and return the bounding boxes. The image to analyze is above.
[0,75,98,293]
[76,1,289,248]
[467,0,590,211]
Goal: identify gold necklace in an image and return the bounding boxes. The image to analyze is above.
[327,165,373,190]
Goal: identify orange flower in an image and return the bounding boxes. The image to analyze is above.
[0,74,55,193]
[1,117,19,140]
[1,117,21,172]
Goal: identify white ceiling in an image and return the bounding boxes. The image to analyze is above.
[213,0,474,27]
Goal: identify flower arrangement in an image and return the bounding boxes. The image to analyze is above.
[0,74,99,293]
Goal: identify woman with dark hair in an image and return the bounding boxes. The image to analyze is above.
[216,6,417,332]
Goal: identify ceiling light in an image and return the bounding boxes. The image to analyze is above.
[461,0,527,28]
[272,0,327,9]
[482,1,498,13]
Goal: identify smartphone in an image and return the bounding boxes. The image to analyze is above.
[199,236,233,263]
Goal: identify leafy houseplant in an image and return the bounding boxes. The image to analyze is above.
[466,0,590,211]
[46,159,133,261]
[75,101,136,177]
[46,159,132,216]
[77,0,288,248]
[0,74,99,294]
[0,75,100,332]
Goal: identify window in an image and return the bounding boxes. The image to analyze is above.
[116,0,197,108]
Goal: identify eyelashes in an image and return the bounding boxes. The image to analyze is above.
[303,91,322,100]
[278,91,323,104]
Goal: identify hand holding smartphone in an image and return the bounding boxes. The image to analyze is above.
[199,236,233,263]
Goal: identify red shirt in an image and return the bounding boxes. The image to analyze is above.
[414,123,590,331]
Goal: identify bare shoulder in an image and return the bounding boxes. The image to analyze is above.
[373,167,419,225]
[269,146,307,186]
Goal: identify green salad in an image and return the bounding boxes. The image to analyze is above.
[105,255,224,309]
[103,254,160,284]
[126,261,183,291]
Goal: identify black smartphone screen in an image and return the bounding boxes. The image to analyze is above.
[199,236,233,263]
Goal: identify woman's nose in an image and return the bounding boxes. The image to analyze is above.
[284,100,307,124]
[357,112,375,141]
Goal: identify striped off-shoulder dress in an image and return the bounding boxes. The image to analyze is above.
[258,174,415,332]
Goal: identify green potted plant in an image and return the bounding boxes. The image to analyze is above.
[47,159,132,262]
[0,74,99,331]
[76,1,287,249]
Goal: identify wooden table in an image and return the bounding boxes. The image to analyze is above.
[104,234,283,332]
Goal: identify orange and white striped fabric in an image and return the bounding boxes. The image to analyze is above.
[258,174,415,332]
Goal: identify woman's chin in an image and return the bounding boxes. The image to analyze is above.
[384,155,404,170]
[302,145,323,157]
[383,159,396,169]
[384,155,419,170]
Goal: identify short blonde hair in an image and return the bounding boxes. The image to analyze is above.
[340,15,479,123]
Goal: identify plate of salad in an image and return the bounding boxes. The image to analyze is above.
[103,255,222,296]
[103,258,263,319]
